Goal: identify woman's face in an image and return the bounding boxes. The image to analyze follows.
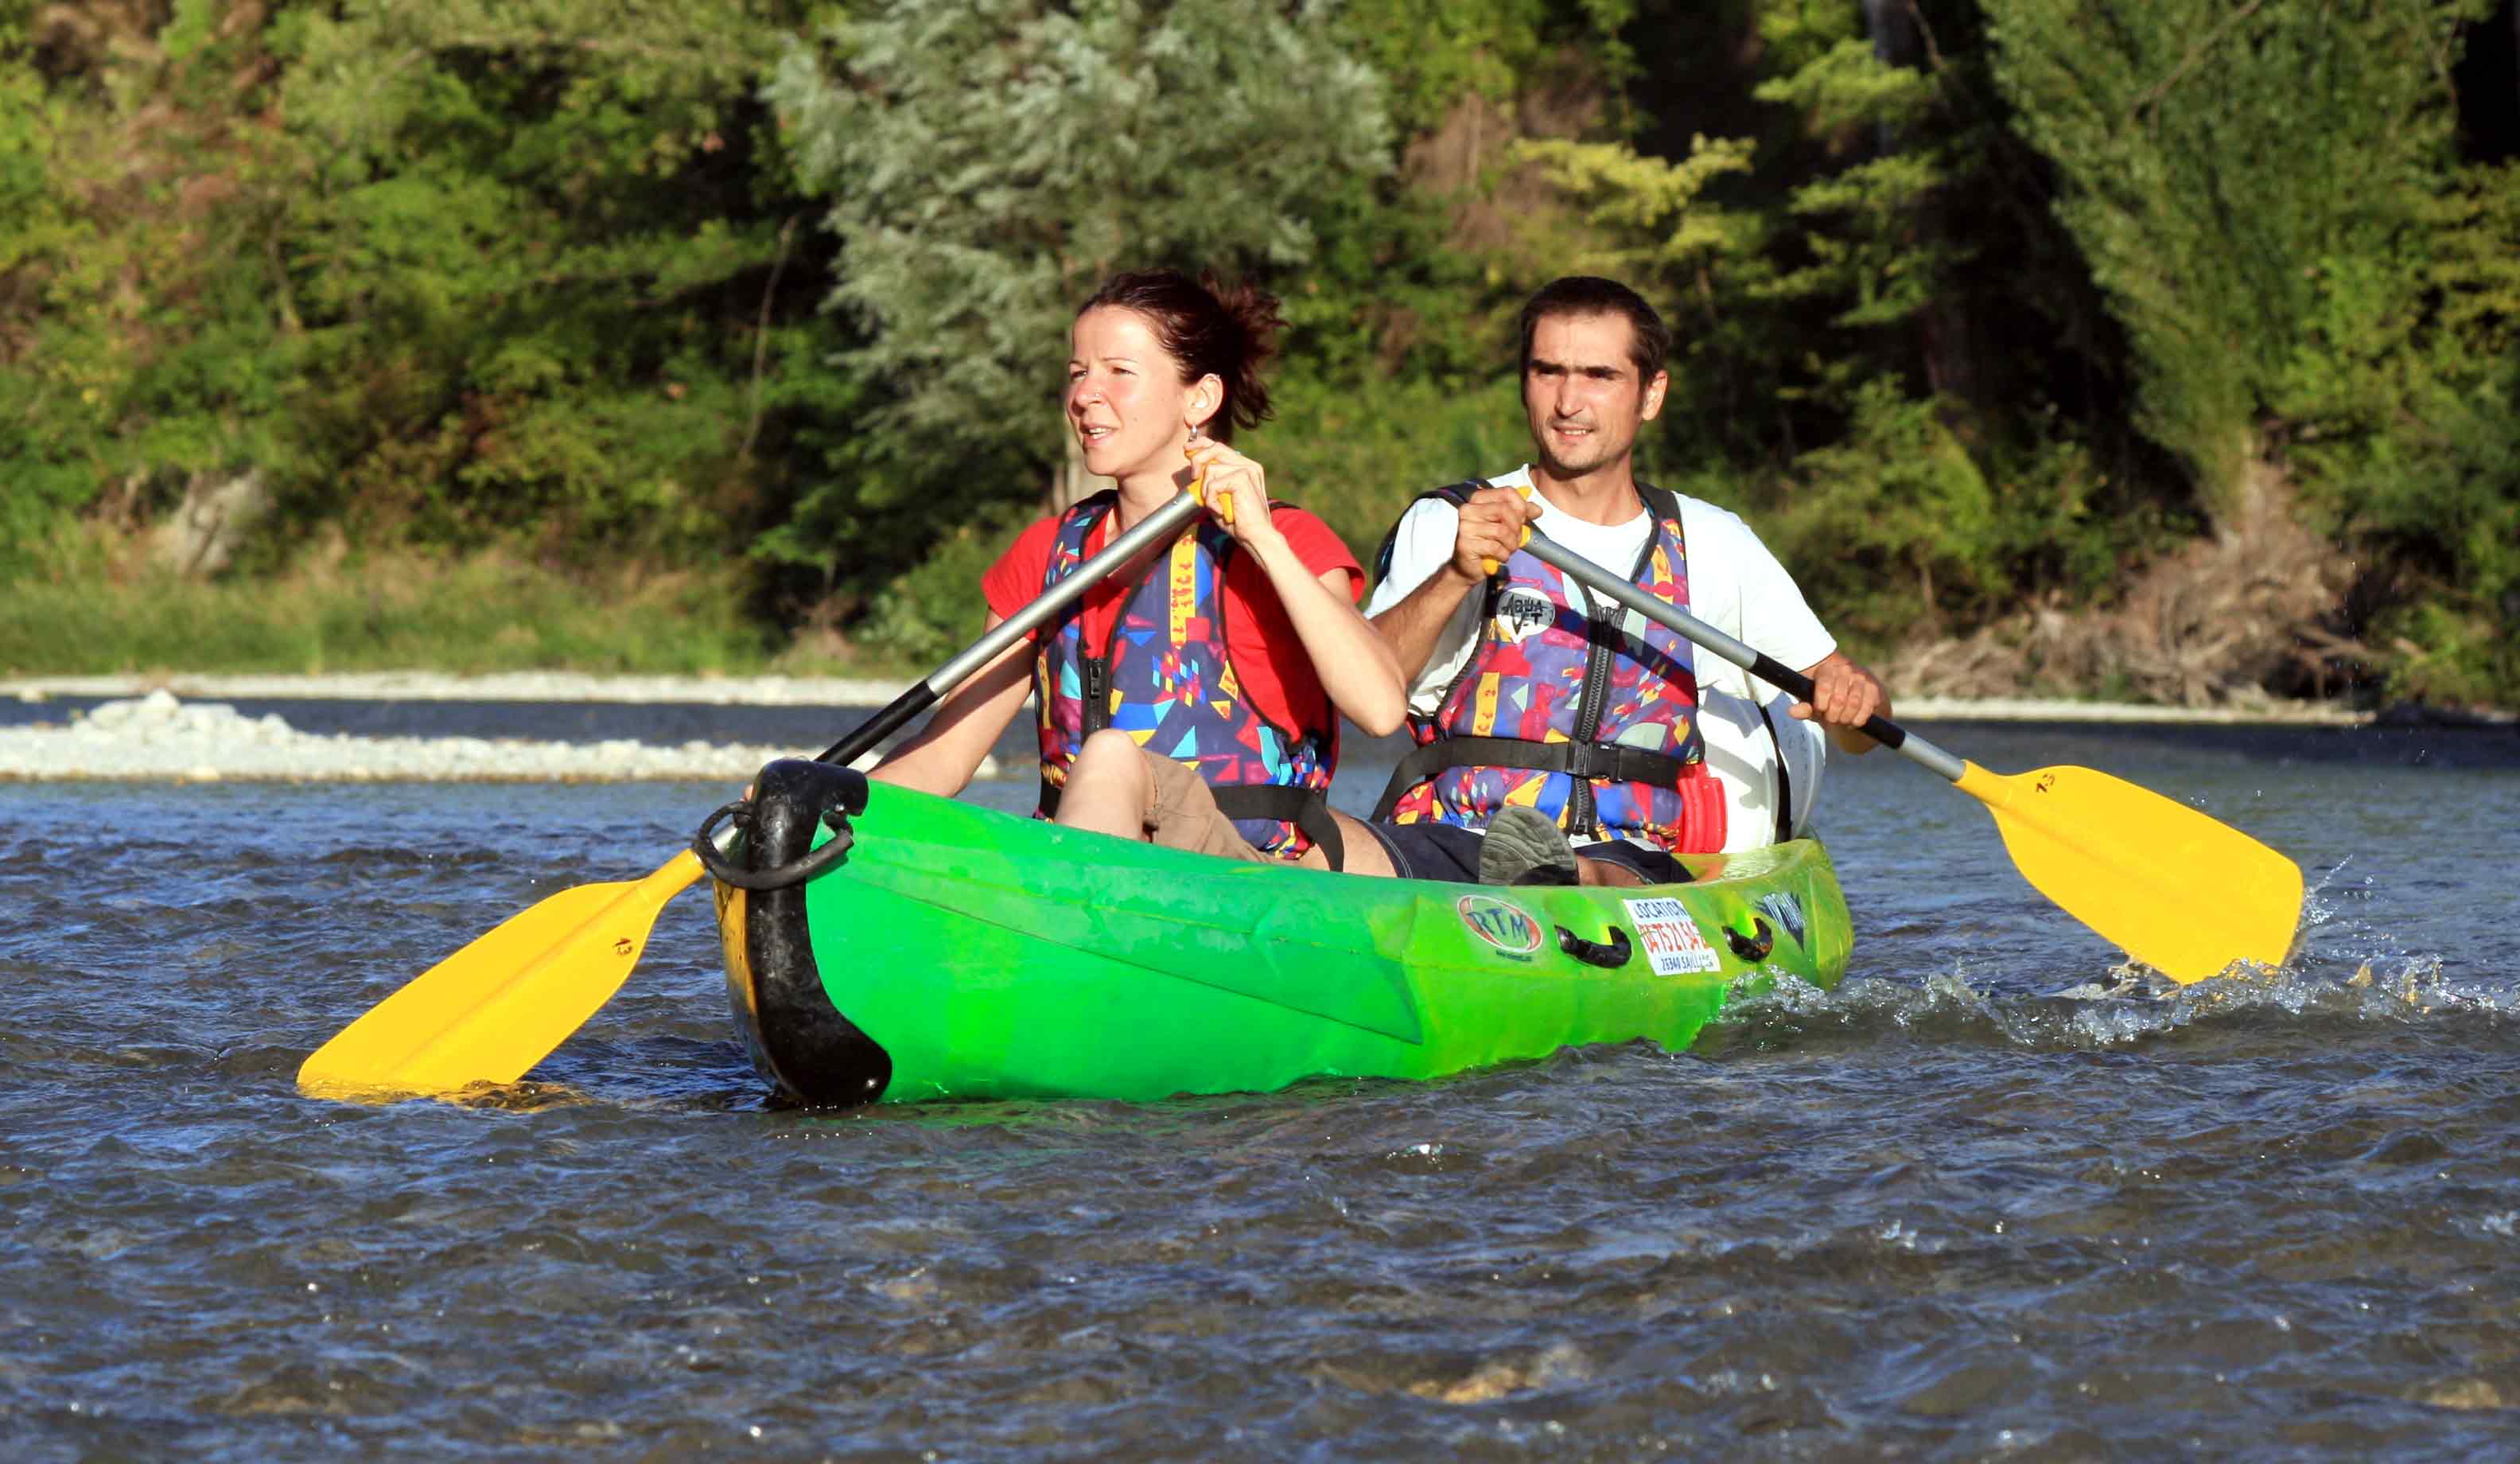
[1068,306,1215,485]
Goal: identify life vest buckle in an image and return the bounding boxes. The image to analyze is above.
[1561,742,1616,781]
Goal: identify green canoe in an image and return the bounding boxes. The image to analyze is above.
[711,758,1853,1108]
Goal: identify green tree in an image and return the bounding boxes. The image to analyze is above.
[2,0,832,584]
[0,2,92,573]
[1,0,305,574]
[1989,0,2520,700]
[1985,0,2492,522]
[767,0,1393,514]
[269,0,822,559]
[1257,0,1647,561]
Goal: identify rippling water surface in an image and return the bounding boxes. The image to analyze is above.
[5,715,2518,1460]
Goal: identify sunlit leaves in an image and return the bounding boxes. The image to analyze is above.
[770,0,1392,487]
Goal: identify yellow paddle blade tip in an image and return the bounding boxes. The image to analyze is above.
[295,852,703,1100]
[1967,763,2304,983]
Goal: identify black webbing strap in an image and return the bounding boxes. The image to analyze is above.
[1754,697,1794,845]
[1210,785,1345,872]
[1368,736,1693,822]
[1636,482,1686,535]
[1370,479,1488,590]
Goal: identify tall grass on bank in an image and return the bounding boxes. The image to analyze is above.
[0,551,850,679]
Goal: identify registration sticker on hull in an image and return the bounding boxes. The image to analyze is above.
[1622,896,1722,975]
[1456,894,1545,960]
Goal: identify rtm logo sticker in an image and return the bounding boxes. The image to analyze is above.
[1621,896,1722,975]
[1456,894,1545,960]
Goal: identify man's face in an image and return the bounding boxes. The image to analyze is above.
[1522,311,1668,481]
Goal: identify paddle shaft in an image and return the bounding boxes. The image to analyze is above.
[813,490,1204,768]
[1516,533,1968,783]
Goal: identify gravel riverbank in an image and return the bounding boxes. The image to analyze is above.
[0,685,1015,783]
[0,670,2398,783]
[0,691,807,782]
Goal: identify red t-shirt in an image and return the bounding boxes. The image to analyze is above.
[981,503,1366,736]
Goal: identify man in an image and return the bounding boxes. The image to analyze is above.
[1336,275,1888,886]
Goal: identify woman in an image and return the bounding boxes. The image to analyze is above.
[869,270,1404,869]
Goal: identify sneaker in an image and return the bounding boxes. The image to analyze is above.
[1478,805,1580,886]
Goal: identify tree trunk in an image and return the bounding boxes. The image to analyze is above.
[1862,0,1916,146]
[1865,0,1987,415]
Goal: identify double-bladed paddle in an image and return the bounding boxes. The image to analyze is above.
[1519,532,2303,982]
[297,489,1206,1099]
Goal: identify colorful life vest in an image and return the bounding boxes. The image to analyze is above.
[1371,481,1726,854]
[1033,491,1340,862]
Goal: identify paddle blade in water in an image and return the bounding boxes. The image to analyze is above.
[297,851,703,1099]
[1953,761,2301,982]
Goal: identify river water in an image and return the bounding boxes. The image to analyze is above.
[4,713,2517,1459]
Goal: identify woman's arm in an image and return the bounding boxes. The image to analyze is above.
[1275,563,1406,736]
[866,620,1036,796]
[1191,439,1406,736]
[1247,552,1406,737]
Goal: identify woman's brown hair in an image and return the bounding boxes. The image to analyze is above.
[1078,269,1285,444]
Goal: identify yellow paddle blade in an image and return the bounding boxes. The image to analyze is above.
[297,851,705,1099]
[1953,761,2302,983]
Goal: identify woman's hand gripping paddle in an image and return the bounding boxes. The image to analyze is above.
[1518,533,2303,982]
[296,489,1208,1099]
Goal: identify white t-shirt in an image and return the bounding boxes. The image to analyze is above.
[1365,465,1831,847]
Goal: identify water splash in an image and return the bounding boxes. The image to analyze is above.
[1708,934,2510,1060]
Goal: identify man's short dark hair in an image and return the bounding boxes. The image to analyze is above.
[1517,277,1672,382]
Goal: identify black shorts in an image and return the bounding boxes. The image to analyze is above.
[1355,821,1694,886]
[1354,820,1486,882]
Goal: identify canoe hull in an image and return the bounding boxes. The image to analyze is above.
[717,759,1851,1107]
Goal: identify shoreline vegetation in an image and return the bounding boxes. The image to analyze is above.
[0,673,2387,725]
[5,4,2516,714]
[6,547,2508,728]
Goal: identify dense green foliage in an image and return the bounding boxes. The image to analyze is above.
[757,0,1391,660]
[2,0,842,584]
[1984,0,2520,699]
[3,0,2515,703]
[0,544,773,676]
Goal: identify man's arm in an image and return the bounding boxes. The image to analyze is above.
[1368,486,1537,680]
[1371,566,1483,684]
[1788,650,1890,754]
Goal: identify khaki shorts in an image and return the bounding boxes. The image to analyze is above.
[1141,750,1275,864]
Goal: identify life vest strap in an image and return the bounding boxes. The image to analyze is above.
[1753,696,1794,845]
[1368,736,1693,822]
[1209,785,1344,872]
